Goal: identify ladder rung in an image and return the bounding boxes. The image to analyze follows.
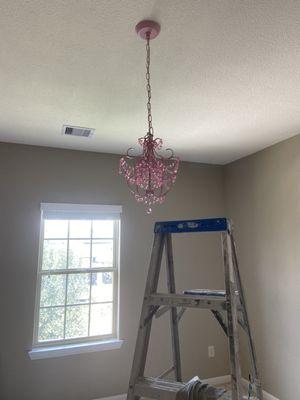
[148,293,226,311]
[184,289,226,297]
[134,377,184,400]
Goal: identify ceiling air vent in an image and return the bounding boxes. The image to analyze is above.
[62,125,95,138]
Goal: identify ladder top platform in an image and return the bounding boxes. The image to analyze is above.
[154,218,228,234]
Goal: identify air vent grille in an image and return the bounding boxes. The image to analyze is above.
[62,125,95,138]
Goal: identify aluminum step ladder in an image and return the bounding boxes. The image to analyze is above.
[127,218,262,400]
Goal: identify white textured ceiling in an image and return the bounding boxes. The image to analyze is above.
[0,0,299,164]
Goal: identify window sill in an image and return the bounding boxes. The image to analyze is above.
[28,339,124,360]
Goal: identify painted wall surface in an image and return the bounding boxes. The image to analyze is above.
[0,142,228,400]
[225,134,300,400]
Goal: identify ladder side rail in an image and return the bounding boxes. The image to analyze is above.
[229,233,263,400]
[138,234,166,374]
[165,233,182,382]
[222,232,243,400]
[127,233,166,400]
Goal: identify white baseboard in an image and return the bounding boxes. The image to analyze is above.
[93,375,279,400]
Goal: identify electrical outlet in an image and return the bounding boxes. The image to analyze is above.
[208,345,215,358]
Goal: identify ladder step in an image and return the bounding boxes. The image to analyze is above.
[185,289,243,310]
[148,293,226,311]
[184,289,226,297]
[134,377,184,400]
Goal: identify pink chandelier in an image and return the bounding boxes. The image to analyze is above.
[119,20,179,214]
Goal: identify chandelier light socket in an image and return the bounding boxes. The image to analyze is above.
[135,20,161,40]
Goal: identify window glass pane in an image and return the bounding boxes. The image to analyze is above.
[42,240,67,270]
[68,239,91,269]
[90,303,113,336]
[44,220,68,239]
[69,220,91,238]
[40,275,66,307]
[93,220,114,238]
[67,273,90,305]
[91,272,113,303]
[65,305,89,339]
[92,240,113,268]
[38,307,64,341]
[36,217,119,344]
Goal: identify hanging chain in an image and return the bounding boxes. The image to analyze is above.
[146,33,154,135]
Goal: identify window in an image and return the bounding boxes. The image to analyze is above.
[33,203,121,348]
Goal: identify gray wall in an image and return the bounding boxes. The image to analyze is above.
[0,142,228,400]
[225,134,300,400]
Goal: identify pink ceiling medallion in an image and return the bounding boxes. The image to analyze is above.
[119,20,180,214]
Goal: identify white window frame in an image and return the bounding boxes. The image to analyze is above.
[32,203,122,351]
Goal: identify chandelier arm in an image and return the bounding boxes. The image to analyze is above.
[126,147,138,158]
[153,147,175,160]
[160,187,172,197]
[164,148,175,159]
[155,184,171,198]
[126,176,144,197]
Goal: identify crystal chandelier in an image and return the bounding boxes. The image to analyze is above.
[119,20,180,214]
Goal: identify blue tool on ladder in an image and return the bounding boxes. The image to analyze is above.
[127,218,262,400]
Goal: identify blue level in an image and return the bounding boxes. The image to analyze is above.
[154,217,228,233]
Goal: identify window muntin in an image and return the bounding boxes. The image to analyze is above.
[34,216,119,347]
